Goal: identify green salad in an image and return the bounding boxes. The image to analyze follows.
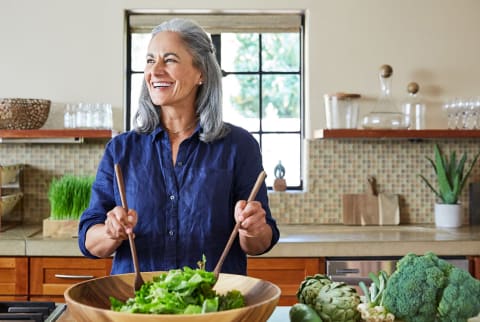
[110,257,245,314]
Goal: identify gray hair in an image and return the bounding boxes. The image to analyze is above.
[134,18,230,142]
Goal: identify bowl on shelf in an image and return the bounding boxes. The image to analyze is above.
[0,192,23,217]
[0,164,23,185]
[64,271,281,322]
[0,98,51,130]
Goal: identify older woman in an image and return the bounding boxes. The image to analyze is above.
[78,18,279,275]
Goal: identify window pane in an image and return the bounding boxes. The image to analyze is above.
[130,73,144,129]
[262,134,301,187]
[262,33,300,72]
[221,33,259,72]
[262,74,300,131]
[131,33,150,72]
[222,74,260,131]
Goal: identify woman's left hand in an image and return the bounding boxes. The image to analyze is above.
[235,200,266,235]
[234,200,272,254]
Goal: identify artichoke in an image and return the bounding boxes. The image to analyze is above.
[297,274,361,322]
[297,274,332,304]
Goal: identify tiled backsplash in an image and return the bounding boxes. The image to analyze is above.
[270,139,480,224]
[1,138,479,225]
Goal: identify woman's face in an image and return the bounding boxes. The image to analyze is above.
[144,31,202,109]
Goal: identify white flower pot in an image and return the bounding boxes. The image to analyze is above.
[434,203,463,228]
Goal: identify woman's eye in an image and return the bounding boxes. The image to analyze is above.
[146,58,155,64]
[165,58,177,63]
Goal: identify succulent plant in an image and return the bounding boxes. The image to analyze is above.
[419,144,479,204]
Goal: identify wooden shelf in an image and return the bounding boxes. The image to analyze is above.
[0,129,116,139]
[314,129,480,139]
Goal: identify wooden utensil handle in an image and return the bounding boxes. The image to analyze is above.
[114,164,141,276]
[114,164,128,209]
[213,170,267,277]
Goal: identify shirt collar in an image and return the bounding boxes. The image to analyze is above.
[149,124,201,143]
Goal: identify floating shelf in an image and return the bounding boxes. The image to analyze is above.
[314,129,480,139]
[0,129,117,143]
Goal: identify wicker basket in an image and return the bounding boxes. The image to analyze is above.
[0,192,23,217]
[0,98,51,129]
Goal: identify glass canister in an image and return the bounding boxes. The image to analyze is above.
[402,82,426,130]
[362,64,409,129]
[324,92,361,129]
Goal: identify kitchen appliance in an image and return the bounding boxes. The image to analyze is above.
[470,182,480,225]
[0,301,66,321]
[326,256,470,290]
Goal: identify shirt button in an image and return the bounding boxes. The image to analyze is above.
[170,195,175,200]
[177,161,183,166]
[169,230,174,236]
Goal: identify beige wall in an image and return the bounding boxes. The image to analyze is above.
[1,1,480,225]
[1,0,480,135]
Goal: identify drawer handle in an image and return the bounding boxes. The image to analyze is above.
[335,268,360,275]
[54,274,94,280]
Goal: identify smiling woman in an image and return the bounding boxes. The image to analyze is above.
[126,12,305,189]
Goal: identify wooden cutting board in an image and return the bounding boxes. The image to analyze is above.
[378,192,400,225]
[343,177,400,225]
[342,192,379,225]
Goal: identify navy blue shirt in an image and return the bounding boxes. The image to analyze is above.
[78,123,279,275]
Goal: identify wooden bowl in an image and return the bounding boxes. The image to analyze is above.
[64,272,281,322]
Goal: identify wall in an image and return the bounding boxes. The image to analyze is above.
[1,1,480,225]
[1,0,480,134]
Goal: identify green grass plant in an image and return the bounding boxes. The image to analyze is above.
[48,174,94,220]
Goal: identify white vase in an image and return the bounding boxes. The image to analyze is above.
[434,203,463,228]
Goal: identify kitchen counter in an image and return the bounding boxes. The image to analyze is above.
[1,224,480,257]
[267,224,480,257]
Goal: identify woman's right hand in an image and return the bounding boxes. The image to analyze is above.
[104,206,138,240]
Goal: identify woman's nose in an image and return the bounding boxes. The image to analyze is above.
[150,60,166,75]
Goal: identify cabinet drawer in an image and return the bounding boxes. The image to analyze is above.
[247,257,324,306]
[0,257,28,296]
[29,257,112,299]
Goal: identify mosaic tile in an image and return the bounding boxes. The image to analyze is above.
[1,139,479,225]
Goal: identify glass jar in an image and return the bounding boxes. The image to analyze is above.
[362,64,409,129]
[324,92,361,129]
[402,82,426,130]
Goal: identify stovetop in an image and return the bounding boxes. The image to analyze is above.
[0,301,66,322]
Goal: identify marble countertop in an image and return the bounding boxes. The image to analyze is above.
[1,224,480,257]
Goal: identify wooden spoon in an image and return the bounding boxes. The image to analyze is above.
[213,170,267,281]
[114,164,145,292]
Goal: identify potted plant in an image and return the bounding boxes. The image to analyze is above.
[419,144,479,227]
[43,174,94,237]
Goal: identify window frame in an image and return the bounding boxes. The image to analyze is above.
[125,11,305,190]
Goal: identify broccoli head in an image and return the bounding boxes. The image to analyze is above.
[382,252,451,322]
[437,266,480,322]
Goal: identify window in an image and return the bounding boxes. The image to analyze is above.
[126,12,304,189]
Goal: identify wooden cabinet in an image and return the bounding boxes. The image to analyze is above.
[0,257,28,300]
[29,257,112,302]
[469,256,480,279]
[247,257,325,306]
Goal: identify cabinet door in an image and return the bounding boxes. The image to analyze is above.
[0,257,28,298]
[247,257,325,306]
[29,257,112,302]
[470,256,480,279]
